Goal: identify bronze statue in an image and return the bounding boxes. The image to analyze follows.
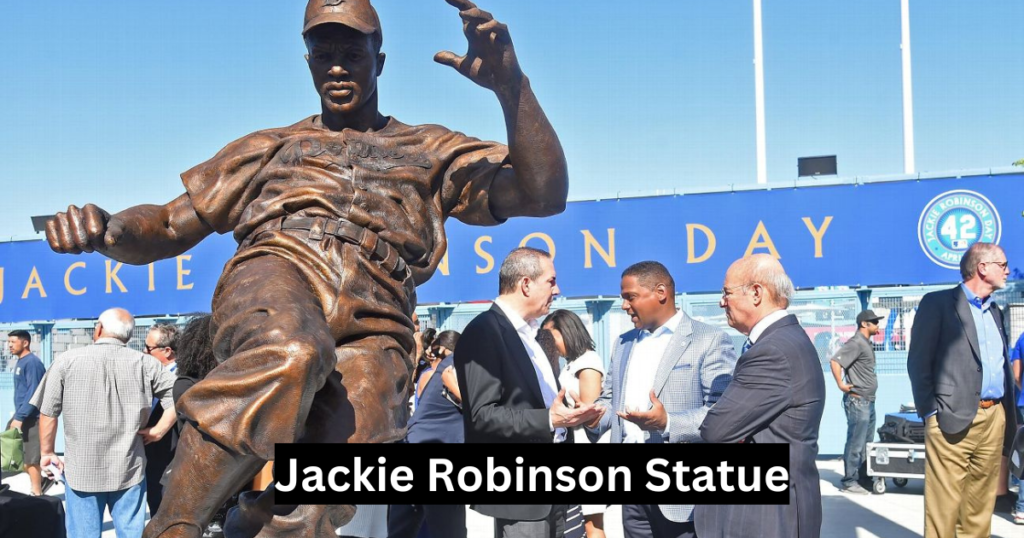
[45,0,568,536]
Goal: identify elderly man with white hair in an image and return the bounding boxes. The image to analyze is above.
[695,255,826,538]
[37,307,178,538]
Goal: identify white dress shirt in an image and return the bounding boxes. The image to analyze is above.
[622,310,683,443]
[748,309,790,344]
[493,298,565,442]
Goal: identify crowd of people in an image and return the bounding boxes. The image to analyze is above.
[5,0,1020,536]
[3,242,1022,538]
[318,242,1024,538]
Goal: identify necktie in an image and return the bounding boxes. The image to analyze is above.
[563,505,585,538]
[742,339,753,354]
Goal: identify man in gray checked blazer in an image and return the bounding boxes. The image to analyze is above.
[586,261,737,538]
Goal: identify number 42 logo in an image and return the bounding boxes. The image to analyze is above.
[918,190,1001,269]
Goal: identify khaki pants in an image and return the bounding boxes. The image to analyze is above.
[923,404,1005,538]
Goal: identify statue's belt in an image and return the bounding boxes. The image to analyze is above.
[246,215,410,281]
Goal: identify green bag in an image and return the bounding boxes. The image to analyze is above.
[1,426,25,472]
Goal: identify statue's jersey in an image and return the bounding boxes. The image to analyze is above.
[181,114,509,284]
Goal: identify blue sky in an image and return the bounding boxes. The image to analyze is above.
[1,0,1021,240]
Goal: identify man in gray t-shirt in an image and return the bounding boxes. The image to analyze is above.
[829,309,883,494]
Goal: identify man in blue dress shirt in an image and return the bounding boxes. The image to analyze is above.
[908,242,1017,538]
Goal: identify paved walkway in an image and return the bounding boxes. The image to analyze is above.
[3,460,1020,537]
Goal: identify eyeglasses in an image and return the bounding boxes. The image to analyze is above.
[981,260,1008,270]
[721,283,751,299]
[144,344,166,354]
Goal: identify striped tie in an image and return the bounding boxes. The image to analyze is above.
[564,505,585,538]
[742,339,753,354]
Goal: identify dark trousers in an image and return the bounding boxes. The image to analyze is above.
[388,504,467,538]
[841,394,875,487]
[495,504,566,538]
[622,505,696,538]
[143,427,175,515]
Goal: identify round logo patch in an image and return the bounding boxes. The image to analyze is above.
[918,189,1001,269]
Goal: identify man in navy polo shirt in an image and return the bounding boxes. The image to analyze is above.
[7,329,46,496]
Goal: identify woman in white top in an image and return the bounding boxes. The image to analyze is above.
[541,309,607,538]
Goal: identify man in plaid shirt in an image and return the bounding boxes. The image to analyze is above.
[37,308,178,538]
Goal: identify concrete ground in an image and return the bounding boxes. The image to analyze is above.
[3,459,1020,537]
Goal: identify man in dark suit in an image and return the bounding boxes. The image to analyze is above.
[696,254,825,538]
[455,247,602,538]
[907,242,1016,538]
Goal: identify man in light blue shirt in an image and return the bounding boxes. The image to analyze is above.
[907,242,1016,538]
[961,283,1005,401]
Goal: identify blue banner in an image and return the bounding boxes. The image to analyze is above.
[1,174,1020,323]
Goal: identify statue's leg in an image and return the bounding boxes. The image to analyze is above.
[228,335,414,538]
[144,425,265,538]
[145,254,338,537]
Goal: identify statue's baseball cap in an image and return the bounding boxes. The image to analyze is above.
[303,0,381,39]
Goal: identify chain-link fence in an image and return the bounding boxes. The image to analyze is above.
[868,290,925,375]
[686,290,865,370]
[788,292,863,370]
[995,281,1024,345]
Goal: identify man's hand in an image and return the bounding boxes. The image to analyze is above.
[10,419,22,431]
[617,390,668,432]
[138,425,169,445]
[550,388,604,429]
[40,454,63,474]
[46,204,119,255]
[839,383,855,394]
[435,0,523,95]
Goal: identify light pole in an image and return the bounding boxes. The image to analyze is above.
[754,0,768,184]
[901,0,916,174]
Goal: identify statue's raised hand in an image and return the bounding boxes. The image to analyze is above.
[46,204,121,255]
[434,0,523,94]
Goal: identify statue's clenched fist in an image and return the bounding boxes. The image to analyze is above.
[46,204,119,255]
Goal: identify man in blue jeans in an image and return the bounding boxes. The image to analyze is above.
[829,310,884,495]
[36,308,178,537]
[1011,331,1024,525]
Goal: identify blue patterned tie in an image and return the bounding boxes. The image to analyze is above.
[564,505,585,538]
[742,339,753,354]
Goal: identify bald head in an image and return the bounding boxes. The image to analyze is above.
[720,255,794,336]
[726,254,794,308]
[97,308,135,342]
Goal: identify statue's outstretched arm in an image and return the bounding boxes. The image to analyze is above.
[46,193,214,265]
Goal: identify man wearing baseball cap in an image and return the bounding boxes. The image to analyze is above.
[47,1,571,537]
[829,309,884,494]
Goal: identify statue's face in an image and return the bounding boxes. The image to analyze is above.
[305,25,384,117]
